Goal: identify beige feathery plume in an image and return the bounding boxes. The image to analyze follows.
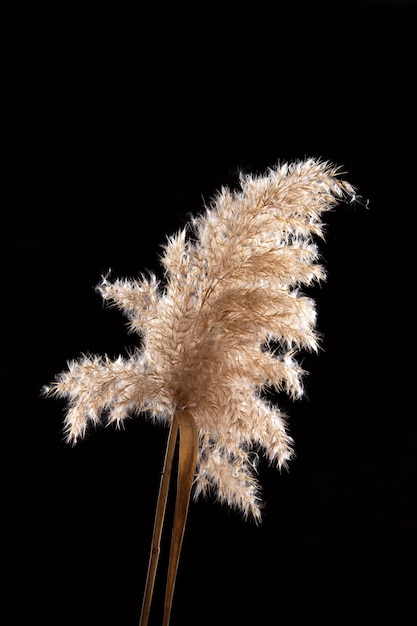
[44,158,355,522]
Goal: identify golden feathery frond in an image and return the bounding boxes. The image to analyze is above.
[44,158,356,521]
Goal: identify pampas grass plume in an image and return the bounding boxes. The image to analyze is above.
[44,158,355,522]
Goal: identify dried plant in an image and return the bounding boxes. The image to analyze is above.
[44,158,355,522]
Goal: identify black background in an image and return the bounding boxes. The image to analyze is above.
[2,2,416,624]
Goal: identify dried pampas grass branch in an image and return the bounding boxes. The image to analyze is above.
[44,158,356,625]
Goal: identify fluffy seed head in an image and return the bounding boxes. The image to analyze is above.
[44,158,356,521]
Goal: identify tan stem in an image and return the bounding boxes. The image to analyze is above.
[162,410,198,626]
[139,410,198,626]
[139,417,179,626]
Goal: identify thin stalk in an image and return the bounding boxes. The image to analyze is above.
[139,410,198,626]
[162,410,198,625]
[139,417,179,626]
